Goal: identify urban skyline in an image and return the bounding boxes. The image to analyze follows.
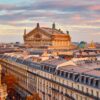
[0,0,100,43]
[0,1,100,99]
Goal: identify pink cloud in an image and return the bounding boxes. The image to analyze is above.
[0,3,16,10]
[72,14,81,21]
[88,5,100,11]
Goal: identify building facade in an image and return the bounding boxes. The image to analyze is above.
[23,23,72,50]
[0,65,7,100]
[0,54,100,100]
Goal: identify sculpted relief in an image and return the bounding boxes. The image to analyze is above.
[25,29,51,41]
[34,33,42,39]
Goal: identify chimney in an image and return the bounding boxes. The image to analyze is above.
[66,31,69,35]
[52,23,56,29]
[37,23,40,28]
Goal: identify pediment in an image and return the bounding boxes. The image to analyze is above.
[25,28,52,40]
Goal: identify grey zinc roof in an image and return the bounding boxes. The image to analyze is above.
[58,66,90,73]
[58,61,100,78]
[84,70,100,78]
[41,58,67,67]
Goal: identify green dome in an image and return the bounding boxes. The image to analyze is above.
[78,41,86,49]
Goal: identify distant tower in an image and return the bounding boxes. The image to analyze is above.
[88,40,96,49]
[24,29,26,36]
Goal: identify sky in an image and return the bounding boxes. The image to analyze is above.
[0,0,100,43]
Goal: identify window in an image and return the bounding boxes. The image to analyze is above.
[57,70,60,75]
[72,83,73,88]
[80,96,82,100]
[95,80,99,87]
[69,73,73,79]
[96,91,99,97]
[74,74,79,81]
[65,72,68,78]
[76,94,78,100]
[90,78,94,86]
[86,88,88,93]
[82,86,84,92]
[61,71,64,77]
[81,76,84,82]
[91,90,93,95]
[77,85,79,89]
[44,66,49,71]
[86,77,89,84]
[50,68,55,73]
[52,68,55,72]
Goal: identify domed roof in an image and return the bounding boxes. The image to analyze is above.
[78,41,86,49]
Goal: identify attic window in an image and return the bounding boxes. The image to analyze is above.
[81,76,84,82]
[50,68,55,73]
[86,77,89,84]
[95,80,99,87]
[69,73,73,79]
[44,66,49,71]
[74,74,79,80]
[57,70,60,75]
[90,78,94,86]
[61,71,64,77]
[65,72,68,78]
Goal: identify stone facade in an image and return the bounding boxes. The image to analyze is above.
[0,55,100,100]
[23,23,71,50]
[0,65,7,100]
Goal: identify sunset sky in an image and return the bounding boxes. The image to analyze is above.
[0,0,100,43]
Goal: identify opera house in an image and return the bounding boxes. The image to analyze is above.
[0,23,100,100]
[23,23,74,50]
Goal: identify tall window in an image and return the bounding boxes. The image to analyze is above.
[86,88,88,93]
[91,89,93,95]
[96,91,99,98]
[82,86,84,92]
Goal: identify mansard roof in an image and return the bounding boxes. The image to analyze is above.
[41,58,67,67]
[1,54,100,89]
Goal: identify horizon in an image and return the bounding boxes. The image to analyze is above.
[0,0,100,43]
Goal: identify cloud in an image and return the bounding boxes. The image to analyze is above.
[0,0,100,42]
[0,3,15,10]
[88,5,100,11]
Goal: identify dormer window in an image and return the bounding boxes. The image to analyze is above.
[81,76,84,82]
[74,74,79,81]
[50,68,55,73]
[86,77,89,84]
[90,78,94,86]
[44,66,49,71]
[95,80,99,87]
[69,73,73,79]
[61,71,64,77]
[65,72,68,78]
[57,70,60,75]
